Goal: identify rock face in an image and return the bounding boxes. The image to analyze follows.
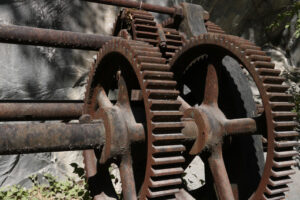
[0,0,119,187]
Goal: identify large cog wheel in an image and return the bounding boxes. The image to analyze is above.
[112,9,184,61]
[170,33,298,200]
[83,39,185,199]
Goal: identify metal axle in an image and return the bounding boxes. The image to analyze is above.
[0,100,83,121]
[81,0,182,15]
[0,122,105,155]
[0,24,115,50]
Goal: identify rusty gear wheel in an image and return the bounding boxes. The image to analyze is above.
[169,33,298,200]
[83,39,185,199]
[112,9,183,61]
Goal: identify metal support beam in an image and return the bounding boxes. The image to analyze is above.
[0,100,83,121]
[0,24,116,50]
[0,122,105,155]
[81,0,182,15]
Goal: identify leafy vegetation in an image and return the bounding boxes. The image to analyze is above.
[267,1,300,38]
[0,163,91,200]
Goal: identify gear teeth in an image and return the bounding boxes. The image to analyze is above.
[135,50,162,57]
[149,178,182,188]
[273,121,298,130]
[149,100,182,111]
[135,24,158,32]
[273,160,297,168]
[132,14,154,20]
[268,93,293,101]
[250,55,272,62]
[260,76,286,84]
[264,84,289,92]
[274,150,299,158]
[145,80,177,89]
[138,56,166,64]
[152,144,185,153]
[133,46,160,52]
[205,21,225,34]
[163,28,180,35]
[263,193,286,200]
[152,133,186,141]
[269,176,293,187]
[165,45,180,52]
[272,112,297,121]
[147,89,179,99]
[265,185,289,195]
[254,61,275,68]
[245,49,267,56]
[256,68,281,76]
[150,167,184,177]
[151,156,185,165]
[274,131,299,138]
[270,102,295,111]
[141,63,170,71]
[271,168,295,177]
[151,122,184,131]
[241,45,261,51]
[275,141,299,148]
[134,18,156,26]
[147,188,180,199]
[142,71,174,80]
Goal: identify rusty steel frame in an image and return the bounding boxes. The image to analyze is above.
[0,100,83,121]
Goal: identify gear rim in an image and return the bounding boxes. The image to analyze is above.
[169,33,298,199]
[83,39,185,199]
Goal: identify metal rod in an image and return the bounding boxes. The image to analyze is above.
[0,24,116,50]
[0,100,83,121]
[0,122,105,155]
[81,0,182,15]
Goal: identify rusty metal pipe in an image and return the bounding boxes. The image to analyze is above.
[0,122,105,155]
[0,101,83,121]
[81,0,182,15]
[0,24,116,50]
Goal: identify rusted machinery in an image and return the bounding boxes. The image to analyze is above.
[0,1,298,200]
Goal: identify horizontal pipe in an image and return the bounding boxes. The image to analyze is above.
[0,24,116,50]
[0,100,83,121]
[82,0,181,15]
[0,122,105,155]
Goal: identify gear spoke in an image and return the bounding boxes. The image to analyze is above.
[97,88,113,109]
[83,150,118,199]
[120,152,137,200]
[117,74,130,106]
[208,144,235,200]
[203,64,219,106]
[224,118,257,136]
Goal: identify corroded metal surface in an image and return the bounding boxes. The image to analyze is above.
[83,39,185,199]
[0,100,83,121]
[0,24,114,50]
[169,33,299,200]
[0,122,105,154]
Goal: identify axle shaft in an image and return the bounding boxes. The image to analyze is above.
[0,24,115,50]
[0,122,105,155]
[81,0,182,15]
[0,101,83,121]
